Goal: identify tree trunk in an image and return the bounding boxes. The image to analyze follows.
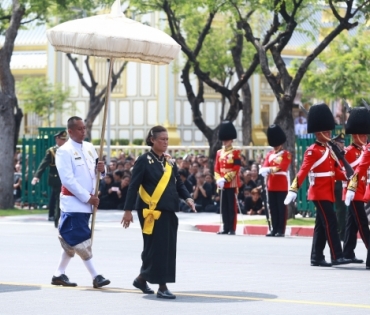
[0,93,16,208]
[0,0,24,209]
[85,98,104,141]
[274,98,296,218]
[241,84,252,145]
[14,104,23,152]
[207,125,222,173]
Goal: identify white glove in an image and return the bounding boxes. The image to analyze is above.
[345,190,355,206]
[258,167,271,177]
[284,191,297,205]
[216,178,226,189]
[31,177,39,185]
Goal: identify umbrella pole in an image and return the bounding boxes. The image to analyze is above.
[91,58,115,244]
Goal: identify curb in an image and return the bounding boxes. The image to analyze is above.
[195,224,361,238]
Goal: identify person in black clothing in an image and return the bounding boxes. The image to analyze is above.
[193,173,213,212]
[13,165,22,205]
[178,169,194,212]
[205,173,217,195]
[117,175,130,210]
[238,169,256,203]
[244,188,264,215]
[121,125,195,300]
[178,169,193,194]
[188,162,200,187]
[113,169,124,185]
[98,173,119,209]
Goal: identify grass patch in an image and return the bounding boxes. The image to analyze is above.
[237,218,315,226]
[0,209,48,216]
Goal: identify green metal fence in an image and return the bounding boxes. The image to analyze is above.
[295,126,351,216]
[21,127,65,209]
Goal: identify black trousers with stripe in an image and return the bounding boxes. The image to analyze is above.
[343,201,369,263]
[268,191,288,235]
[220,188,237,233]
[311,201,344,262]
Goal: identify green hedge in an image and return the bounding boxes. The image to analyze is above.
[92,139,129,145]
[132,138,144,145]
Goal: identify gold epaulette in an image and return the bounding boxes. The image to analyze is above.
[290,177,298,192]
[348,174,358,191]
[224,171,236,182]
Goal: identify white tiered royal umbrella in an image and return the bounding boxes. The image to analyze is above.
[47,0,181,242]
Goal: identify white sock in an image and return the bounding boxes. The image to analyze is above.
[83,258,99,279]
[54,249,72,277]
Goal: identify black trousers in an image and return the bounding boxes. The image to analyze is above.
[220,188,236,233]
[311,201,343,261]
[137,209,178,284]
[48,188,61,227]
[343,201,369,262]
[268,191,288,235]
[334,182,346,241]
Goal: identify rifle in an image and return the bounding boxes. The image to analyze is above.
[342,98,352,113]
[361,98,370,110]
[299,105,354,179]
[259,167,271,231]
[327,140,354,179]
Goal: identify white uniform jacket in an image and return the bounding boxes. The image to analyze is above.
[56,138,98,213]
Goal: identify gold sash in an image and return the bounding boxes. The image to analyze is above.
[138,162,172,235]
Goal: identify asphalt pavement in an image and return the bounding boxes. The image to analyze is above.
[1,211,369,315]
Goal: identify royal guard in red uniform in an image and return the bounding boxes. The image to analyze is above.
[259,124,291,237]
[345,109,370,269]
[284,103,351,267]
[342,107,370,265]
[214,121,241,235]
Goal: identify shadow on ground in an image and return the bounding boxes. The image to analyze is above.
[0,284,41,293]
[142,290,277,303]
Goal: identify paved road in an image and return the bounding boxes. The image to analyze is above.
[1,211,369,315]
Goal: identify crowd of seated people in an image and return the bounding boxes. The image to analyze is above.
[97,153,134,210]
[175,153,266,215]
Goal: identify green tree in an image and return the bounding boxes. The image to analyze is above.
[236,0,370,217]
[130,1,263,168]
[0,0,112,208]
[297,26,370,111]
[66,55,127,141]
[18,76,71,127]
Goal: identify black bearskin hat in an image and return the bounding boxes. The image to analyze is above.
[267,124,286,147]
[345,107,370,135]
[219,121,237,141]
[307,103,335,133]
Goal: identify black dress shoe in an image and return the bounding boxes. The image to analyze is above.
[332,258,352,265]
[266,232,275,237]
[228,231,236,235]
[311,259,332,267]
[217,231,229,235]
[275,233,285,237]
[93,275,110,288]
[51,274,77,287]
[366,266,370,270]
[346,257,364,264]
[157,289,176,299]
[133,278,154,294]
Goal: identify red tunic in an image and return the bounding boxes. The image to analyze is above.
[292,142,347,202]
[262,149,291,191]
[348,143,370,202]
[342,144,365,201]
[214,146,241,188]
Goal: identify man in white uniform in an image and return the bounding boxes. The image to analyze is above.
[51,116,110,288]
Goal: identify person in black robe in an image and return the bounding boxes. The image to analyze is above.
[121,125,195,300]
